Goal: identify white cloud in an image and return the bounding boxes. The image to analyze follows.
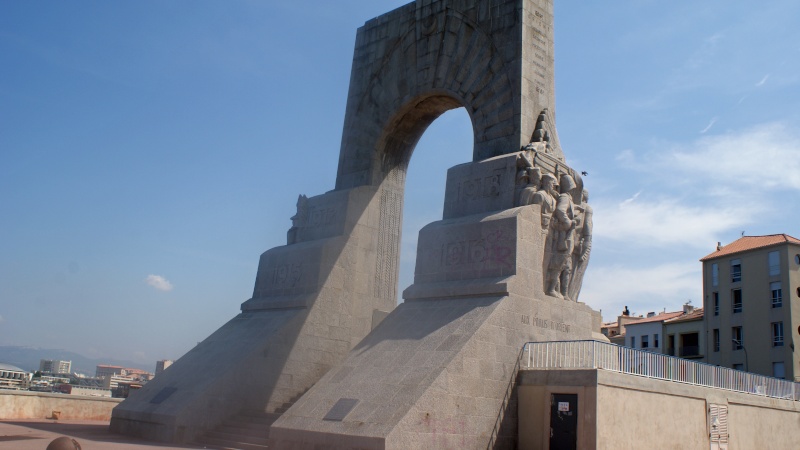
[597,122,799,248]
[664,122,800,191]
[756,74,770,87]
[145,274,174,292]
[581,262,700,321]
[593,198,755,249]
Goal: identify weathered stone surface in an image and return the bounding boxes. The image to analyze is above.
[336,0,561,190]
[269,205,601,449]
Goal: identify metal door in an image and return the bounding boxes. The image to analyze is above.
[550,393,578,450]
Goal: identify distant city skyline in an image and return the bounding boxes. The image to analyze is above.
[2,1,799,365]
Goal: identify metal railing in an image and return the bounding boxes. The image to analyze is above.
[522,340,799,401]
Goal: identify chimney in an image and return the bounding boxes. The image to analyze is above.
[647,312,656,318]
[683,303,695,314]
[716,242,722,251]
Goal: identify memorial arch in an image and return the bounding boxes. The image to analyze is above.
[112,1,600,448]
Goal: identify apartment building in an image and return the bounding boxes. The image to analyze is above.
[701,234,800,380]
[39,359,71,375]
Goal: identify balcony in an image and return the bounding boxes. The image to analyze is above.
[680,346,702,358]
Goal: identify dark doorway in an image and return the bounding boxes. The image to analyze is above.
[550,393,578,450]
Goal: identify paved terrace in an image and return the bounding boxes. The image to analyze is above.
[0,420,206,450]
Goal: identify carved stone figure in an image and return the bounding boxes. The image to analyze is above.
[287,194,308,245]
[518,167,541,206]
[567,189,592,302]
[530,173,558,227]
[546,173,578,300]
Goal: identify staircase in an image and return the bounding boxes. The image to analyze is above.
[193,410,280,450]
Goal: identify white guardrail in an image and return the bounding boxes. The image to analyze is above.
[522,340,799,401]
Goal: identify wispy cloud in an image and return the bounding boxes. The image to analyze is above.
[664,122,800,191]
[145,274,173,292]
[595,122,798,249]
[755,74,770,87]
[582,262,700,320]
[594,198,754,249]
[700,117,717,133]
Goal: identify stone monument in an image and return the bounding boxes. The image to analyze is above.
[111,0,604,448]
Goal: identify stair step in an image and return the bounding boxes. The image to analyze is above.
[196,435,269,450]
[193,410,280,450]
[207,430,270,445]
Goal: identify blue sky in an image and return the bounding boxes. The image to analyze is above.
[2,1,799,367]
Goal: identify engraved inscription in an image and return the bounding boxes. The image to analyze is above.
[266,263,302,288]
[306,207,337,228]
[441,229,514,269]
[457,171,503,202]
[528,315,571,333]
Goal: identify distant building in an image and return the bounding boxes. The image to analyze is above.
[155,360,173,375]
[623,310,686,353]
[664,306,705,360]
[0,363,31,390]
[701,234,800,380]
[96,365,154,386]
[95,364,125,378]
[39,359,71,375]
[600,306,644,346]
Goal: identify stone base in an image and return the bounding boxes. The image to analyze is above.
[269,291,600,449]
[269,207,603,449]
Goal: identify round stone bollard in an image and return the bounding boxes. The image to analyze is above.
[46,436,82,450]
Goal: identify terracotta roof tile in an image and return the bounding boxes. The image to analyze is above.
[665,308,704,323]
[700,234,800,261]
[623,311,685,326]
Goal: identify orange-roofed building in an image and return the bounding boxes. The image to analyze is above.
[701,234,800,380]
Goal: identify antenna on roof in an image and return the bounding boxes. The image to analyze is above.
[741,231,745,237]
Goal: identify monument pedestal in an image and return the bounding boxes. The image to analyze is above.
[269,206,603,449]
[111,186,397,443]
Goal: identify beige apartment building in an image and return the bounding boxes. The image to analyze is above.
[701,234,800,380]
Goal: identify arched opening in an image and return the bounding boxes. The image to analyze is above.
[367,93,476,304]
[397,107,473,300]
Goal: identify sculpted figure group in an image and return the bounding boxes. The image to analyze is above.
[516,158,592,302]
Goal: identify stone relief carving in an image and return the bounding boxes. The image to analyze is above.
[287,194,308,245]
[546,173,578,300]
[568,189,592,302]
[514,111,592,302]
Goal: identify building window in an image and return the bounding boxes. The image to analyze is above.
[731,259,741,282]
[733,363,744,371]
[768,251,780,276]
[630,336,635,348]
[772,322,784,347]
[773,362,786,379]
[771,282,783,308]
[713,329,720,352]
[713,292,719,315]
[654,334,659,348]
[711,263,719,287]
[732,289,742,313]
[641,335,649,348]
[732,327,743,350]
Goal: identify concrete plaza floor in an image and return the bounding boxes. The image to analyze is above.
[0,420,207,450]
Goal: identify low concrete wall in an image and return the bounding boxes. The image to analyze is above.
[0,390,122,421]
[519,369,800,450]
